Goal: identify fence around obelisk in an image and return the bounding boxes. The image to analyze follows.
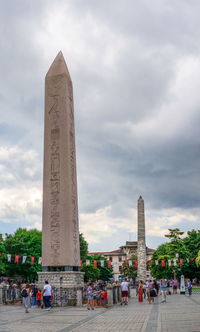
[137,196,147,281]
[38,52,84,306]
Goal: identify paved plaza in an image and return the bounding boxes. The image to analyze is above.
[0,294,200,332]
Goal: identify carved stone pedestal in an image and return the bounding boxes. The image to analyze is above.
[38,271,84,306]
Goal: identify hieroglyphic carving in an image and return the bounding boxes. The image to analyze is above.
[47,77,63,265]
[68,86,79,265]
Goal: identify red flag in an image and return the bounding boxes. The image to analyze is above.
[179,258,183,264]
[134,260,138,267]
[93,260,97,267]
[31,256,35,264]
[0,252,2,258]
[14,255,20,263]
[107,260,112,268]
[161,260,165,267]
[190,258,195,261]
[147,260,152,265]
[80,259,82,266]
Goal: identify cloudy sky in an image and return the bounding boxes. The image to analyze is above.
[0,0,200,251]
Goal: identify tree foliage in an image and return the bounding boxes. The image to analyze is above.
[151,228,200,280]
[80,254,113,282]
[0,228,89,281]
[79,233,88,261]
[119,255,137,280]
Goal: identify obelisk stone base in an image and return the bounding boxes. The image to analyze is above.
[38,271,84,306]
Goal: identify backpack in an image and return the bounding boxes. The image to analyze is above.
[21,289,28,297]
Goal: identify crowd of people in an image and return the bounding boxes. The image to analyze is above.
[20,280,52,313]
[1,277,194,313]
[136,278,193,304]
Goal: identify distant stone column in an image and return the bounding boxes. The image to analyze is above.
[137,196,146,281]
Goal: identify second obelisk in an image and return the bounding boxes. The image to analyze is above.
[42,51,80,269]
[137,196,147,281]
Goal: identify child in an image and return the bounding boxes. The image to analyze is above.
[36,289,42,308]
[100,289,108,308]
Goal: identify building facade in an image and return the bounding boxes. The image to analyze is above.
[88,241,154,281]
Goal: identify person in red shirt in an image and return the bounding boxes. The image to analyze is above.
[36,289,42,308]
[100,289,108,308]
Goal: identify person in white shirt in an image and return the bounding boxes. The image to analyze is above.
[43,280,52,310]
[120,278,129,305]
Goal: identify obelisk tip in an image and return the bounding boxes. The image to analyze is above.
[46,51,71,79]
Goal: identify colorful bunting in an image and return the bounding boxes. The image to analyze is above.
[161,259,165,267]
[7,254,11,262]
[14,255,20,263]
[86,259,90,266]
[107,260,112,268]
[100,260,104,267]
[22,256,27,264]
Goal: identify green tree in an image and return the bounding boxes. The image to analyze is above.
[119,256,137,280]
[81,254,113,282]
[79,233,88,261]
[81,265,100,282]
[3,228,42,281]
[151,228,200,280]
[0,233,6,274]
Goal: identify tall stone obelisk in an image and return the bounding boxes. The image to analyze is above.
[137,196,147,281]
[38,52,83,305]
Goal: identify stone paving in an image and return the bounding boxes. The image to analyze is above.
[0,294,200,332]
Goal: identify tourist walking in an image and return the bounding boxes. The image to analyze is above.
[172,279,178,294]
[21,283,32,313]
[187,279,192,296]
[43,280,52,310]
[86,282,94,310]
[149,282,157,303]
[31,284,38,307]
[160,279,168,303]
[138,280,143,302]
[120,278,129,305]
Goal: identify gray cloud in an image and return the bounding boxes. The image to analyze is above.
[0,0,199,250]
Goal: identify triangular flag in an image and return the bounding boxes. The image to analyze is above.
[168,260,171,266]
[179,258,183,264]
[107,260,112,268]
[86,259,90,266]
[14,255,20,263]
[100,260,104,267]
[173,259,177,266]
[22,256,27,264]
[128,260,132,267]
[31,256,35,264]
[7,254,11,262]
[155,260,159,265]
[161,260,165,267]
[134,260,138,267]
[38,257,42,264]
[93,260,97,267]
